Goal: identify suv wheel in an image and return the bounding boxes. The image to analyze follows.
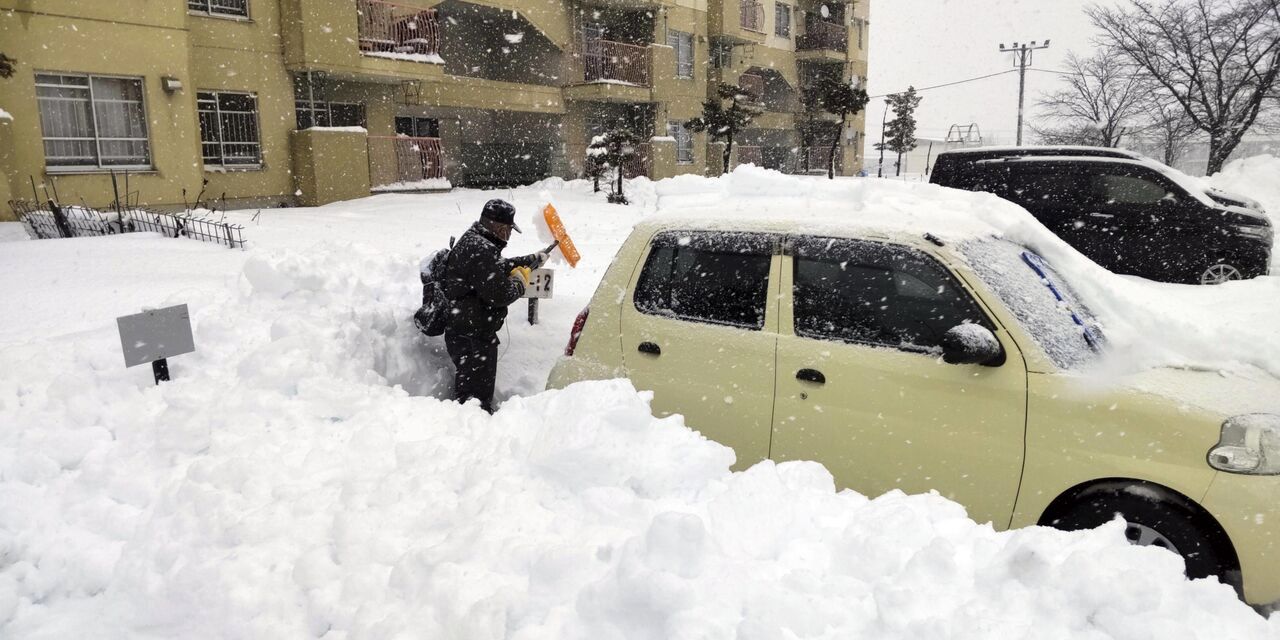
[1199,262,1244,285]
[1048,490,1232,583]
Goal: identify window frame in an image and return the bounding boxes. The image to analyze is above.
[775,3,792,38]
[787,235,996,354]
[667,121,694,165]
[633,230,778,331]
[197,90,263,170]
[666,29,694,79]
[188,0,251,20]
[36,72,153,173]
[295,99,367,130]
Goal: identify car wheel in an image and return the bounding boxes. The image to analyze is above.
[1199,262,1244,285]
[1048,490,1232,582]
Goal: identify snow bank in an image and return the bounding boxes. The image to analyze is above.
[1,241,1273,636]
[1209,154,1280,229]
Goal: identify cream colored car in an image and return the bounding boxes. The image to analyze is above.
[548,218,1280,607]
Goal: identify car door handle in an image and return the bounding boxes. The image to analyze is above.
[796,368,826,384]
[638,341,661,356]
[1088,212,1114,219]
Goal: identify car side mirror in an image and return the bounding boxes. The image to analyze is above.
[941,324,1006,367]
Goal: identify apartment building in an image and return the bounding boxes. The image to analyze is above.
[0,0,870,217]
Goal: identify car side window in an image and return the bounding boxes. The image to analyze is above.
[1005,167,1092,207]
[791,237,992,351]
[634,231,774,330]
[1094,172,1171,205]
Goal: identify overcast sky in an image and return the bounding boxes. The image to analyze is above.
[866,0,1112,147]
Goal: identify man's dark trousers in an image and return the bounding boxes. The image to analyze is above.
[445,332,499,413]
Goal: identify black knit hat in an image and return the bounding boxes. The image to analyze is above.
[480,199,521,233]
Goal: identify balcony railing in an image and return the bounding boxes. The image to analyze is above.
[802,146,844,174]
[357,0,440,59]
[735,145,763,167]
[621,142,652,179]
[739,73,765,104]
[583,40,652,86]
[797,21,848,52]
[740,1,765,32]
[368,135,446,189]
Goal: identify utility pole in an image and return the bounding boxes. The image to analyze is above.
[999,40,1050,146]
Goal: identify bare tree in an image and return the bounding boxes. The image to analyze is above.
[1032,123,1109,146]
[1141,97,1201,166]
[1036,51,1147,147]
[1089,0,1280,174]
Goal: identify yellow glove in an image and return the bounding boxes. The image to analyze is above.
[510,265,532,287]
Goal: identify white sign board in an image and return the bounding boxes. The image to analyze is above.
[522,268,554,299]
[116,304,195,368]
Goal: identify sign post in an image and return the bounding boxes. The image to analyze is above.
[116,304,196,385]
[523,268,554,325]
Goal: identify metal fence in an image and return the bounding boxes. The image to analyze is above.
[740,1,765,32]
[797,20,848,52]
[583,40,652,86]
[10,200,246,249]
[368,135,446,189]
[356,0,440,57]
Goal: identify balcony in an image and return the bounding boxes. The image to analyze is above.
[621,143,652,179]
[739,73,765,105]
[801,146,844,174]
[797,20,848,56]
[356,0,441,62]
[584,40,652,86]
[735,145,763,167]
[368,135,448,191]
[740,1,766,33]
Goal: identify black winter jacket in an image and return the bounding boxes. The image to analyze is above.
[443,222,538,337]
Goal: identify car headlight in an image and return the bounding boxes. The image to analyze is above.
[1231,224,1273,242]
[1208,414,1280,475]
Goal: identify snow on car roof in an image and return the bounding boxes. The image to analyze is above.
[645,165,1022,244]
[937,145,1143,158]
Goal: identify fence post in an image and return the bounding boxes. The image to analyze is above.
[48,200,73,238]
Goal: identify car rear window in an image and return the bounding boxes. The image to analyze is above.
[634,231,774,330]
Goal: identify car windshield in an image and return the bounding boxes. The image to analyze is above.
[959,239,1105,369]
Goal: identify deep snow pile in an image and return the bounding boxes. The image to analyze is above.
[1209,154,1280,230]
[3,167,1280,638]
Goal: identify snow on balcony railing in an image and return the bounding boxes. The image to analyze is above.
[356,0,440,61]
[797,20,848,52]
[583,40,652,87]
[368,136,448,190]
[740,1,765,33]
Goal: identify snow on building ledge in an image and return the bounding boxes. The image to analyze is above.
[361,51,445,65]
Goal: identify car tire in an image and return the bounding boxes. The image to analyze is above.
[1199,261,1244,285]
[1047,489,1234,584]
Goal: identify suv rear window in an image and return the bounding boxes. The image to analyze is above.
[634,231,774,330]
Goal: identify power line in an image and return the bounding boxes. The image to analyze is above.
[869,69,1019,99]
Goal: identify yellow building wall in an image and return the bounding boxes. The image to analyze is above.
[0,6,203,211]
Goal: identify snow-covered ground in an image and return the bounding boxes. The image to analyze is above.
[2,166,1278,638]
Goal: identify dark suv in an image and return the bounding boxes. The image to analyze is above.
[930,147,1273,284]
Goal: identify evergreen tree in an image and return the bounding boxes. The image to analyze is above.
[875,87,922,177]
[687,83,762,174]
[0,53,15,79]
[818,78,870,179]
[588,128,642,204]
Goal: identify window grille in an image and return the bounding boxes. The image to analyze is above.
[775,4,792,38]
[295,100,366,129]
[666,30,694,79]
[198,91,262,168]
[667,121,694,165]
[188,0,249,18]
[36,73,151,170]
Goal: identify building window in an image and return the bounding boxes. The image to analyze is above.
[667,30,694,79]
[775,4,792,38]
[36,73,151,170]
[711,42,733,69]
[188,0,249,18]
[667,121,693,165]
[853,18,865,49]
[295,100,366,130]
[198,91,262,168]
[395,116,440,138]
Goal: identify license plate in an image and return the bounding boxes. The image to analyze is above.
[523,268,554,299]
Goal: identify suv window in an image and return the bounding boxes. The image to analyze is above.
[1097,173,1169,205]
[791,237,992,351]
[634,231,774,330]
[1005,168,1089,206]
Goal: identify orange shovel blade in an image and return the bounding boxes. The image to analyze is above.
[543,204,581,268]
